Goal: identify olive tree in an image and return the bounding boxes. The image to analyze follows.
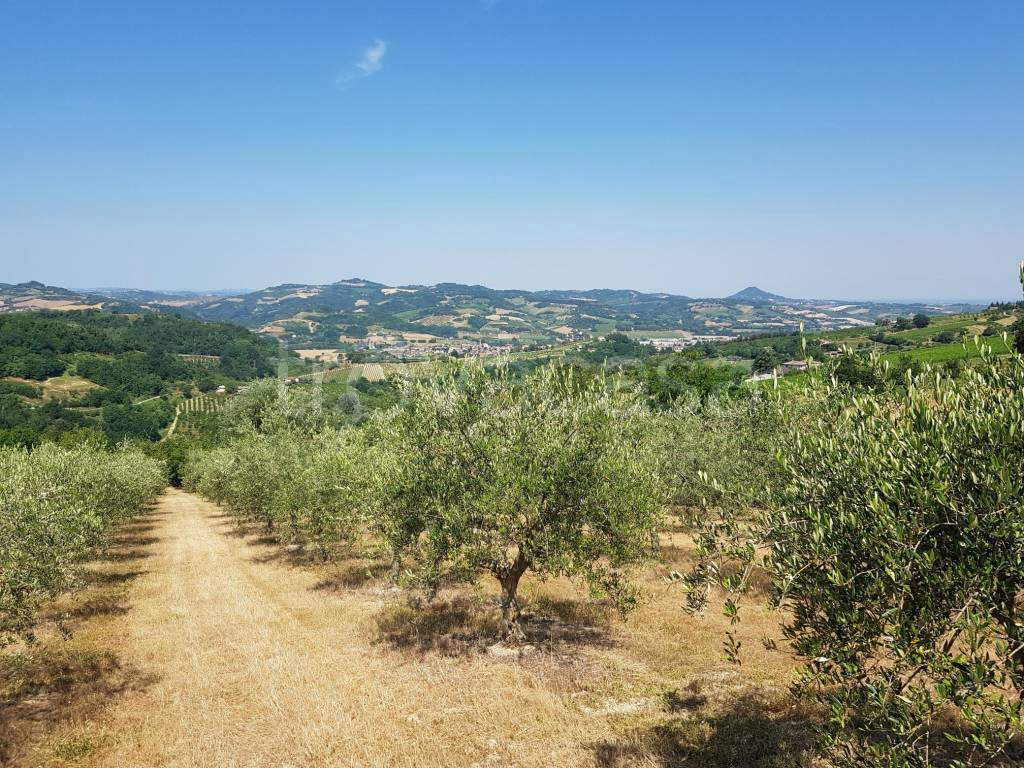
[219,379,334,437]
[378,361,667,641]
[271,430,364,557]
[185,429,363,553]
[189,377,362,544]
[662,388,792,512]
[0,444,165,644]
[685,349,1024,766]
[362,402,438,584]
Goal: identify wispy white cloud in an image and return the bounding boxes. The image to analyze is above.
[336,39,387,89]
[356,39,387,75]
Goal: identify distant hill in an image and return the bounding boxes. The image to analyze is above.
[87,287,248,305]
[726,286,791,303]
[181,279,981,349]
[0,281,102,312]
[1,278,983,350]
[0,282,226,314]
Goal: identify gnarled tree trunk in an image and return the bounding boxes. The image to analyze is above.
[495,550,529,644]
[994,593,1024,695]
[389,548,402,584]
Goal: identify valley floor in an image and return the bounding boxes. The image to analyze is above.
[4,490,810,768]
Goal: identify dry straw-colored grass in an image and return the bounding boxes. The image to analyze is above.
[3,490,816,768]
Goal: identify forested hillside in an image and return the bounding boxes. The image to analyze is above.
[187,278,981,349]
[0,310,278,447]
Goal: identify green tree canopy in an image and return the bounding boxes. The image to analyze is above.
[752,347,781,374]
[373,361,667,641]
[685,349,1024,766]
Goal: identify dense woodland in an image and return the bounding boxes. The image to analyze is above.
[0,310,278,447]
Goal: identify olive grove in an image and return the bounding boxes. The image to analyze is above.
[0,443,165,644]
[685,347,1024,767]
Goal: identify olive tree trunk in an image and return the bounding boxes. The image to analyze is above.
[389,548,402,584]
[494,550,530,643]
[995,595,1024,694]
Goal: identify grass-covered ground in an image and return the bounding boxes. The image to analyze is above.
[880,333,1013,364]
[5,492,809,768]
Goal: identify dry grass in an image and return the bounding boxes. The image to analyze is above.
[0,517,162,765]
[0,373,102,403]
[38,374,99,401]
[5,491,815,768]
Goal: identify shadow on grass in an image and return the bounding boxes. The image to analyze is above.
[96,548,150,563]
[375,595,501,657]
[82,569,148,587]
[208,517,310,563]
[593,684,1024,768]
[592,688,819,768]
[110,534,160,548]
[520,595,616,649]
[210,513,379,575]
[117,521,160,536]
[39,587,132,627]
[217,519,265,539]
[206,512,236,523]
[530,594,615,625]
[248,543,327,568]
[0,648,157,764]
[210,516,315,562]
[61,591,132,622]
[375,592,616,657]
[313,559,393,591]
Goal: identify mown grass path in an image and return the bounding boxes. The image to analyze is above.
[36,489,607,768]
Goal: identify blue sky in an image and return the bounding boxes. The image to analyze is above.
[1,1,1021,300]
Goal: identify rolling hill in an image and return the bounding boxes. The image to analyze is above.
[183,279,981,350]
[2,278,983,352]
[0,281,231,315]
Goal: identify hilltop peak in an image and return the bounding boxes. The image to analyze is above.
[726,286,789,302]
[332,278,387,289]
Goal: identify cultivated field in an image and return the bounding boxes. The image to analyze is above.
[177,393,228,414]
[359,363,386,382]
